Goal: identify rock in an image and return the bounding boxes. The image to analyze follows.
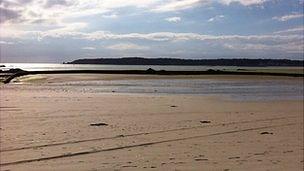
[206,69,215,72]
[7,68,24,73]
[90,122,108,126]
[170,105,177,107]
[228,156,240,159]
[260,131,273,135]
[146,68,156,73]
[200,120,211,124]
[194,158,208,161]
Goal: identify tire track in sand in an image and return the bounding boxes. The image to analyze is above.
[0,122,300,166]
[1,115,299,152]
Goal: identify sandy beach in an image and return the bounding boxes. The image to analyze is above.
[0,74,303,171]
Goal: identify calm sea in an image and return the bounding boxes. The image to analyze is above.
[41,78,303,101]
[1,63,303,101]
[1,63,303,72]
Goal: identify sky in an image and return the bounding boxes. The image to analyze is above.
[0,0,303,63]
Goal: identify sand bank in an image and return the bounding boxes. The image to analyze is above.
[11,73,304,84]
[2,68,303,84]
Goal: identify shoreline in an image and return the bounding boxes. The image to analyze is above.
[3,74,303,102]
[2,69,303,84]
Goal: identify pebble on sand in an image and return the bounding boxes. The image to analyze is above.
[260,131,273,135]
[200,120,211,124]
[90,122,108,126]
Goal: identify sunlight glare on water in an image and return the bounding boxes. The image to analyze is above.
[1,63,303,73]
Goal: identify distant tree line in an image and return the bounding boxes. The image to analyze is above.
[65,57,303,66]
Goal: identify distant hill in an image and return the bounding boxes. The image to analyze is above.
[65,57,303,67]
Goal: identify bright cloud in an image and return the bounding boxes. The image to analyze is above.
[106,43,149,51]
[273,13,304,22]
[0,0,273,31]
[0,40,15,45]
[224,41,303,54]
[102,13,118,19]
[82,47,96,50]
[0,0,272,26]
[152,0,205,12]
[165,17,181,22]
[220,0,268,6]
[152,0,268,13]
[273,26,304,34]
[208,15,225,22]
[30,29,300,43]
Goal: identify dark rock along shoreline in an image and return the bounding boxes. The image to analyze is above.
[1,58,303,84]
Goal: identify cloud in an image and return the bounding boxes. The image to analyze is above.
[106,43,149,51]
[79,31,302,43]
[0,7,21,23]
[44,0,72,8]
[220,0,268,6]
[273,13,304,22]
[36,22,88,40]
[273,26,304,34]
[0,0,158,26]
[5,27,298,55]
[224,41,303,53]
[0,0,33,7]
[5,27,301,45]
[165,16,181,23]
[28,29,301,54]
[152,0,208,12]
[151,0,268,12]
[207,15,225,22]
[82,47,96,50]
[0,0,271,27]
[102,13,118,19]
[0,40,14,44]
[0,0,301,60]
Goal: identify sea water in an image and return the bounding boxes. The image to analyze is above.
[1,63,303,101]
[1,63,303,72]
[24,78,303,101]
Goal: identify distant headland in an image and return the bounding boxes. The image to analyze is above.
[65,57,303,67]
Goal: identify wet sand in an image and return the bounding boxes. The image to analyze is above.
[0,74,303,170]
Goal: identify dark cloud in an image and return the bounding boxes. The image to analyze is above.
[0,7,21,23]
[0,0,17,7]
[30,18,57,24]
[27,10,41,17]
[44,0,72,8]
[0,0,32,7]
[17,0,33,4]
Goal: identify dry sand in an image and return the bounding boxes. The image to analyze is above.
[0,74,303,171]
